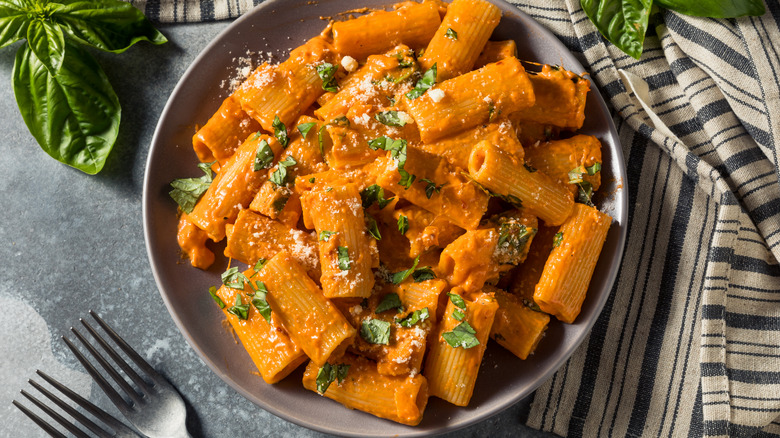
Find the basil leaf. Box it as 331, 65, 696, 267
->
319, 230, 336, 241
337, 246, 350, 270
169, 162, 214, 214
208, 286, 225, 309
269, 156, 297, 186
406, 63, 436, 100
316, 62, 338, 92
397, 214, 409, 235
586, 162, 602, 175
253, 258, 268, 272
26, 18, 65, 73
568, 166, 586, 184
360, 184, 393, 209
453, 309, 465, 321
398, 169, 416, 189
315, 363, 350, 393
391, 255, 420, 285
580, 0, 651, 60
50, 0, 167, 53
553, 231, 564, 248
221, 266, 250, 290
13, 41, 120, 174
272, 115, 289, 148
0, 0, 31, 49
523, 298, 543, 312
445, 28, 458, 40
227, 295, 249, 320
297, 122, 316, 139
331, 115, 349, 127
365, 213, 381, 240
420, 178, 443, 199
395, 307, 429, 327
496, 222, 535, 263
655, 0, 765, 18
253, 139, 274, 171
412, 267, 436, 282
442, 321, 479, 349
360, 318, 391, 344
250, 282, 272, 323
447, 292, 467, 309
374, 111, 407, 127
376, 293, 403, 314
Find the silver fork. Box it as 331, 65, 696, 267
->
62, 311, 191, 438
13, 369, 140, 438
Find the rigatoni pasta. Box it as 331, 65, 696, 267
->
169, 0, 614, 426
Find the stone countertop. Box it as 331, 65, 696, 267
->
0, 20, 546, 438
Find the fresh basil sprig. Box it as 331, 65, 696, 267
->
2, 0, 166, 174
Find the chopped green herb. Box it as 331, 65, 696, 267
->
169, 162, 215, 214
452, 309, 465, 321
272, 194, 290, 212
523, 298, 543, 312
337, 246, 351, 270
365, 213, 382, 240
488, 100, 495, 121
395, 307, 430, 328
208, 286, 225, 309
317, 125, 327, 157
297, 122, 317, 140
524, 162, 537, 173
568, 166, 586, 184
360, 318, 391, 344
316, 62, 338, 92
250, 281, 271, 322
269, 156, 297, 186
253, 259, 268, 272
447, 292, 467, 309
222, 267, 248, 290
325, 187, 333, 192
374, 111, 407, 127
586, 162, 602, 175
367, 136, 415, 189
376, 293, 403, 314
442, 321, 479, 349
397, 215, 409, 235
227, 294, 250, 320
316, 363, 350, 394
360, 184, 394, 209
308, 177, 316, 183
445, 27, 458, 40
391, 255, 420, 285
420, 178, 444, 199
398, 169, 416, 189
412, 267, 436, 282
553, 231, 564, 248
492, 192, 523, 208
406, 63, 437, 100
253, 139, 274, 171
495, 222, 536, 264
319, 230, 336, 241
272, 115, 289, 148
331, 115, 350, 127
387, 95, 396, 106
577, 181, 595, 207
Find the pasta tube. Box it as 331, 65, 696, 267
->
417, 119, 523, 171
474, 40, 517, 69
510, 65, 590, 130
176, 213, 214, 269
192, 94, 260, 164
523, 134, 602, 196
490, 286, 550, 360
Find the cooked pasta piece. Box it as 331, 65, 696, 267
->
214, 270, 306, 383
176, 213, 215, 269
263, 251, 356, 365
248, 181, 302, 227
302, 354, 429, 425
392, 205, 464, 257
424, 290, 497, 406
534, 203, 612, 323
509, 224, 558, 302
192, 94, 261, 164
468, 140, 574, 226
418, 0, 501, 81
510, 65, 590, 130
474, 40, 517, 69
417, 119, 522, 171
523, 134, 602, 196
489, 286, 550, 360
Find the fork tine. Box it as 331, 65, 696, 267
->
19, 389, 91, 438
12, 400, 68, 438
36, 370, 137, 435
68, 327, 144, 407
80, 318, 154, 395
28, 378, 114, 438
62, 335, 132, 414
89, 311, 162, 382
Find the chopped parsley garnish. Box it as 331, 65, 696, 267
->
315, 363, 350, 394
374, 111, 407, 127
452, 309, 465, 321
375, 293, 403, 314
337, 246, 351, 270
360, 184, 394, 209
297, 122, 317, 140
316, 62, 338, 92
221, 267, 248, 290
208, 286, 225, 309
442, 321, 479, 349
397, 214, 409, 235
269, 156, 297, 186
253, 139, 274, 171
420, 178, 444, 199
553, 231, 564, 248
391, 255, 419, 284
406, 63, 437, 100
360, 318, 391, 344
447, 292, 467, 309
412, 267, 436, 282
227, 294, 250, 320
445, 28, 458, 40
250, 281, 271, 322
365, 213, 382, 240
272, 115, 289, 148
319, 230, 336, 241
395, 307, 430, 327
169, 161, 215, 214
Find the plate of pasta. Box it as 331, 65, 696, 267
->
143, 0, 627, 435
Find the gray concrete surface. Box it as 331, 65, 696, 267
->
0, 21, 548, 438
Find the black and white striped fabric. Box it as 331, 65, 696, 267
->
133, 0, 780, 435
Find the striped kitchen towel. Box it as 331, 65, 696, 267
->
132, 0, 780, 436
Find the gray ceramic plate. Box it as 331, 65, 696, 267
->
143, 0, 627, 436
